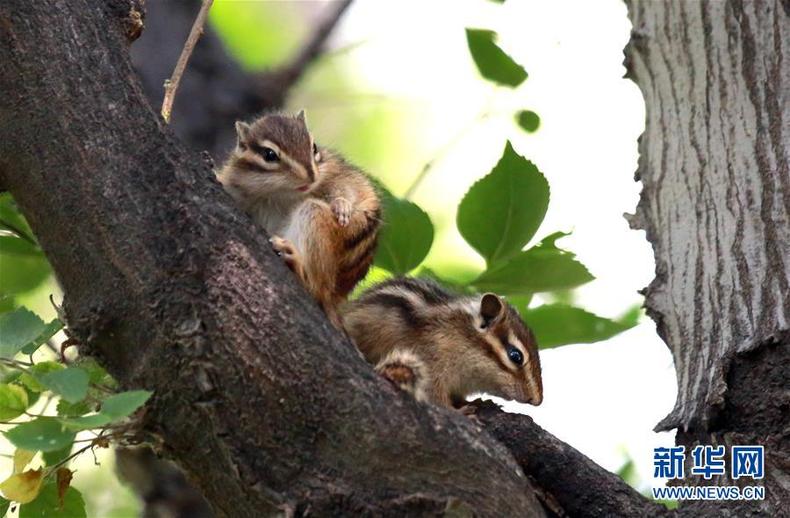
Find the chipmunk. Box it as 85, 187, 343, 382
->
341, 277, 543, 408
217, 111, 380, 326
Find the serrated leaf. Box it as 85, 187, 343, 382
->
59, 413, 113, 431
520, 304, 637, 349
56, 399, 91, 418
4, 418, 76, 452
0, 383, 29, 419
472, 247, 593, 295
100, 390, 152, 419
18, 362, 65, 393
465, 29, 527, 87
373, 193, 433, 275
457, 142, 549, 266
0, 469, 43, 504
515, 110, 541, 133
71, 357, 110, 385
0, 237, 49, 295
38, 368, 88, 404
19, 319, 62, 356
0, 308, 44, 358
13, 449, 36, 474
19, 483, 86, 518
42, 444, 72, 468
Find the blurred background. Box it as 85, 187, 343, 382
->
0, 0, 678, 515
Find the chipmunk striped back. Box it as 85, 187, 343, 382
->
342, 277, 543, 408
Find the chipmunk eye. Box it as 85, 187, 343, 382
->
506, 345, 523, 366
261, 147, 279, 162
313, 142, 321, 162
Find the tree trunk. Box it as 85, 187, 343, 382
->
625, 0, 789, 515
0, 1, 546, 516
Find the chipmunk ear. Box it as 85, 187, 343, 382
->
235, 121, 251, 147
296, 109, 306, 123
479, 293, 504, 328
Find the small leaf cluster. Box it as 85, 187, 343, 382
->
370, 18, 637, 349
0, 196, 151, 517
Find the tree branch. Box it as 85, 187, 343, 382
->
471, 401, 672, 518
161, 0, 214, 123
132, 0, 353, 160
0, 1, 544, 516
259, 0, 354, 106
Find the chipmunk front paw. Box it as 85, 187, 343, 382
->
331, 197, 352, 227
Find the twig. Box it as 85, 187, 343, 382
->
403, 109, 492, 200
269, 0, 354, 92
161, 0, 215, 123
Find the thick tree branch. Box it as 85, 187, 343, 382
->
0, 1, 545, 516
472, 401, 671, 518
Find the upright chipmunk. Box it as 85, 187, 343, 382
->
217, 111, 380, 326
342, 277, 543, 408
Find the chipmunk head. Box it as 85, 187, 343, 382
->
468, 293, 543, 406
218, 111, 322, 201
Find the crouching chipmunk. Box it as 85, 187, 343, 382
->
341, 277, 543, 408
217, 111, 380, 327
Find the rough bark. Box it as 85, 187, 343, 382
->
0, 1, 547, 516
472, 401, 672, 518
625, 0, 789, 515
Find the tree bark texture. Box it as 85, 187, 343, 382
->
0, 1, 547, 516
626, 0, 789, 515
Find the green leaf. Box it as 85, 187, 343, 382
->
3, 372, 40, 409
0, 383, 29, 420
100, 390, 152, 419
0, 295, 17, 313
18, 362, 65, 393
472, 248, 593, 295
56, 399, 91, 418
38, 368, 89, 404
59, 414, 113, 431
520, 304, 637, 349
0, 237, 49, 295
0, 194, 34, 243
5, 418, 76, 452
0, 309, 61, 358
465, 29, 527, 87
374, 193, 434, 275
457, 142, 549, 266
0, 308, 44, 358
515, 110, 541, 133
20, 319, 62, 356
42, 443, 72, 467
72, 357, 112, 386
20, 483, 86, 518
0, 497, 8, 517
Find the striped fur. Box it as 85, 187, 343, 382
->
341, 277, 543, 408
217, 112, 380, 327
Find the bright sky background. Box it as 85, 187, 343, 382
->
315, 0, 679, 489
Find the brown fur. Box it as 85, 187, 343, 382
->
217, 112, 380, 327
342, 277, 543, 408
